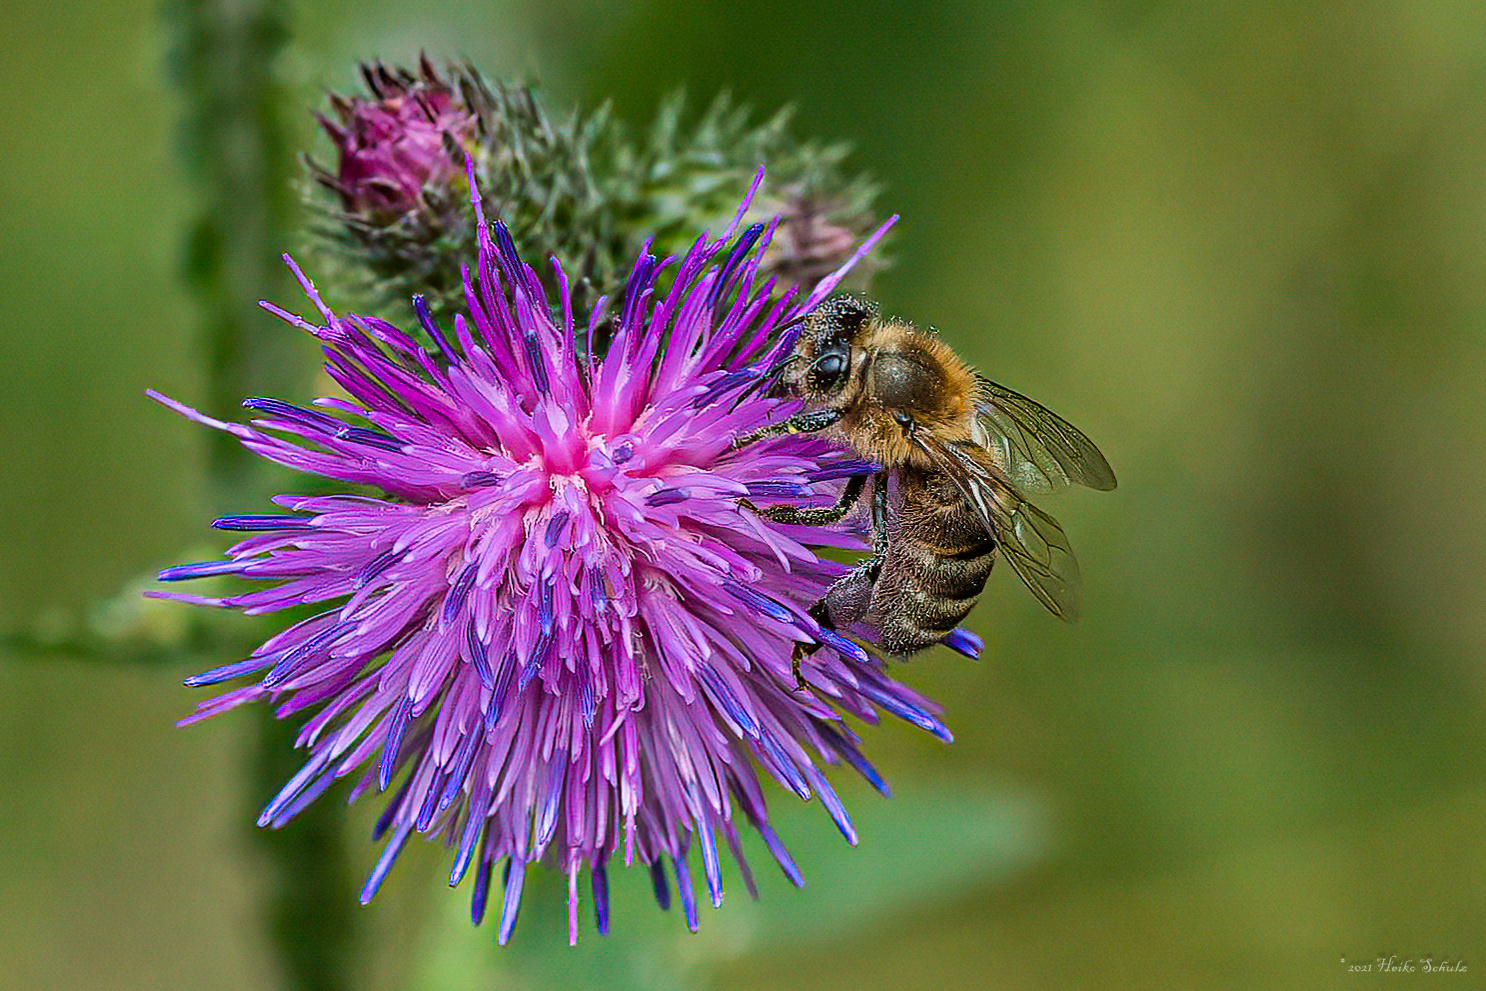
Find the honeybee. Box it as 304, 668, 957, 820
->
734, 296, 1116, 677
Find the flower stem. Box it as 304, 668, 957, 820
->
252, 708, 361, 991
164, 0, 306, 508
163, 2, 359, 988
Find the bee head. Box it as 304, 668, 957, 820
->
777, 295, 878, 400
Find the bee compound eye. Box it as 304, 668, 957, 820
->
813, 352, 848, 388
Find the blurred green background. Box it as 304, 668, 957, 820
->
3, 0, 1485, 988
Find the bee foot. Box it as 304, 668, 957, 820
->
790, 644, 812, 693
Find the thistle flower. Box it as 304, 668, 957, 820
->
151, 168, 978, 943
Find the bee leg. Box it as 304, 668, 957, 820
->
869, 471, 890, 556
793, 553, 887, 690
745, 474, 865, 527
790, 643, 812, 692
836, 554, 885, 604
731, 407, 844, 449
792, 600, 836, 692
790, 475, 891, 692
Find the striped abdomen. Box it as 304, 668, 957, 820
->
868, 468, 996, 655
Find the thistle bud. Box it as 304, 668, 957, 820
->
617, 94, 885, 299
758, 188, 883, 294
307, 61, 604, 325
316, 59, 476, 221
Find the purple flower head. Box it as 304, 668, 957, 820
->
319, 59, 477, 219
150, 166, 980, 944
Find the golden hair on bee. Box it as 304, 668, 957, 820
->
775, 298, 981, 468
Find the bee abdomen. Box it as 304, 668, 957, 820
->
871, 536, 996, 656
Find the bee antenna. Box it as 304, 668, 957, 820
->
760, 354, 802, 390
775, 311, 808, 333
728, 373, 770, 412
768, 313, 809, 357
728, 354, 800, 411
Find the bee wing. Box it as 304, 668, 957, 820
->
910, 432, 1083, 621
974, 377, 1117, 494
